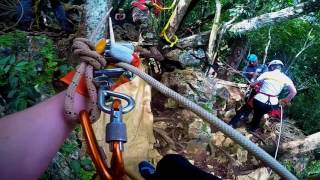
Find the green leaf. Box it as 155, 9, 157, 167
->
59, 65, 71, 74
0, 55, 11, 65
47, 61, 57, 68
4, 65, 11, 73
80, 159, 92, 166
80, 168, 95, 180
7, 90, 17, 98
60, 143, 76, 155
9, 55, 16, 64
16, 61, 29, 67
306, 160, 320, 176
70, 160, 81, 174
17, 100, 27, 110
9, 76, 18, 88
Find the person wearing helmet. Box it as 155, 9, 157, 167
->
242, 54, 268, 82
228, 54, 267, 128
230, 60, 297, 132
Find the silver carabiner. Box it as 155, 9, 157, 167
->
98, 89, 135, 114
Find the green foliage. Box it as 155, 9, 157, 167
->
0, 55, 39, 111
0, 31, 28, 50
60, 140, 78, 156
305, 160, 320, 177
201, 102, 214, 113
247, 18, 320, 134
69, 159, 96, 179
289, 86, 320, 134
80, 168, 96, 180
283, 160, 296, 175
0, 32, 62, 115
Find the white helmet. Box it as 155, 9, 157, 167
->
268, 60, 284, 67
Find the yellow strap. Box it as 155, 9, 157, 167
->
160, 1, 179, 47
152, 0, 176, 11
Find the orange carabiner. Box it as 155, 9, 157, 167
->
79, 110, 125, 180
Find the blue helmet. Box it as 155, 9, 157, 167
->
247, 54, 258, 62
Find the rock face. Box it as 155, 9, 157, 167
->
161, 68, 217, 110
165, 48, 206, 68
188, 118, 212, 141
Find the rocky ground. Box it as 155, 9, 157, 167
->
150, 68, 307, 179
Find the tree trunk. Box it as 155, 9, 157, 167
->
264, 132, 320, 156
207, 0, 221, 64
228, 0, 320, 34
220, 36, 248, 80
165, 0, 193, 40
178, 0, 320, 48
177, 31, 210, 48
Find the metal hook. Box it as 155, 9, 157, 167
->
98, 89, 135, 114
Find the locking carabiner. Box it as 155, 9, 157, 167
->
98, 89, 135, 114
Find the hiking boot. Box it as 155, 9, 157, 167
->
139, 161, 155, 179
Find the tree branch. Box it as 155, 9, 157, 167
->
262, 27, 272, 64
165, 0, 193, 40
228, 0, 320, 34
264, 132, 320, 155
177, 0, 320, 48
207, 0, 222, 64
286, 28, 314, 72
212, 15, 239, 63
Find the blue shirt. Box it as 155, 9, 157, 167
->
242, 64, 268, 82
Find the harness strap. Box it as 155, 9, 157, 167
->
258, 91, 276, 105
258, 91, 277, 97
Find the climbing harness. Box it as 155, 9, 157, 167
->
63, 8, 297, 180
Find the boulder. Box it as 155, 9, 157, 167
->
165, 48, 206, 68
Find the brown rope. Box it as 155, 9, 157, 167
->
64, 38, 106, 124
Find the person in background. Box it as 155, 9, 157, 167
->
17, 0, 73, 33
229, 60, 297, 132
242, 54, 268, 82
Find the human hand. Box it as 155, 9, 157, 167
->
279, 98, 291, 106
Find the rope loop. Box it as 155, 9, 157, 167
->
64, 38, 106, 124
159, 0, 179, 47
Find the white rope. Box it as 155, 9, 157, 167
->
268, 105, 283, 177
274, 105, 283, 159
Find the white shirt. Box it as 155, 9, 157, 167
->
254, 69, 295, 105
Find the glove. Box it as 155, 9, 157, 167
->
279, 98, 290, 105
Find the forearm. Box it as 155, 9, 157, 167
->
0, 91, 86, 179
286, 85, 297, 101
250, 80, 263, 87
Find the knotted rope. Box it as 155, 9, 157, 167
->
64, 38, 106, 124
